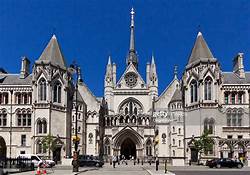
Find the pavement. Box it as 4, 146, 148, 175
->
6, 162, 250, 175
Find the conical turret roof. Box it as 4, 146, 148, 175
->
36, 35, 66, 69
188, 32, 214, 65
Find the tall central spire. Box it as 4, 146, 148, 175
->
129, 8, 135, 51
126, 7, 138, 69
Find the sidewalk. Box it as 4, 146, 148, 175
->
13, 167, 97, 175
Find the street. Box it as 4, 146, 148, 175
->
10, 162, 250, 175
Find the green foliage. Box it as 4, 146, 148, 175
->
194, 130, 214, 155
41, 134, 55, 153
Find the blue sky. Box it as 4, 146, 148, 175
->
0, 0, 250, 97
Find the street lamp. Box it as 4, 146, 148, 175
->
68, 62, 81, 172
9, 90, 13, 158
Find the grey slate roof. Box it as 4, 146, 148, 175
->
0, 74, 32, 85
73, 90, 84, 103
170, 89, 182, 102
222, 72, 250, 84
188, 32, 215, 65
36, 35, 66, 69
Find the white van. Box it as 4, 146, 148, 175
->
18, 154, 55, 168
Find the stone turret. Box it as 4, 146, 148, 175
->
233, 53, 245, 78
149, 55, 158, 99
20, 56, 30, 79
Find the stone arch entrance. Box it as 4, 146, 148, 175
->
113, 126, 143, 159
121, 138, 136, 159
0, 136, 6, 159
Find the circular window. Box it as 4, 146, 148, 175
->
125, 72, 138, 87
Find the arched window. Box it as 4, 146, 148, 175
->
173, 150, 175, 157
238, 110, 243, 126
39, 78, 47, 101
119, 116, 124, 124
17, 93, 22, 104
37, 120, 42, 134
204, 118, 214, 134
131, 115, 136, 124
0, 110, 7, 126
146, 140, 152, 156
173, 139, 175, 145
42, 120, 47, 134
53, 81, 62, 103
179, 140, 181, 147
104, 139, 111, 155
125, 107, 128, 115
232, 111, 237, 126
204, 77, 212, 100
178, 128, 181, 135
125, 116, 130, 123
190, 80, 198, 103
208, 118, 215, 134
138, 117, 142, 125
172, 126, 175, 133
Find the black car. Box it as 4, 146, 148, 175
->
78, 155, 104, 167
207, 158, 243, 168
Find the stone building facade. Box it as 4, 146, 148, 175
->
0, 8, 250, 166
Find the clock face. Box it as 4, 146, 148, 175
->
125, 72, 138, 87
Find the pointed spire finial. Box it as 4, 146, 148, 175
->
108, 55, 111, 65
174, 65, 178, 79
197, 25, 202, 37
130, 7, 135, 27
151, 53, 155, 65
126, 7, 138, 69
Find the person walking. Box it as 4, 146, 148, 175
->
112, 155, 117, 168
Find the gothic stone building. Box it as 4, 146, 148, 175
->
1, 8, 250, 165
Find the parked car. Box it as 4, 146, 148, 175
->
206, 158, 243, 168
78, 155, 104, 167
18, 154, 55, 168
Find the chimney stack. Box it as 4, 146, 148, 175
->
20, 56, 30, 79
233, 53, 245, 78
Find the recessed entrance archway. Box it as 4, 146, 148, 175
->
0, 136, 7, 159
121, 138, 136, 159
112, 126, 143, 159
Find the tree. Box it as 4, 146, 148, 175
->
194, 130, 214, 163
41, 134, 55, 159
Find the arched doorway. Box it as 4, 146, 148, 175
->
121, 138, 136, 160
0, 136, 7, 159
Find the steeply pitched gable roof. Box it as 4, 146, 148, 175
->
169, 89, 182, 103
36, 35, 66, 69
188, 32, 214, 65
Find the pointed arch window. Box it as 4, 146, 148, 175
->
104, 139, 111, 155
204, 118, 215, 134
204, 77, 212, 100
190, 80, 198, 103
39, 78, 47, 101
53, 81, 62, 103
37, 120, 42, 133
0, 110, 7, 126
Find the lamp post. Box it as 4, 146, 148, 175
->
9, 90, 13, 158
69, 62, 80, 172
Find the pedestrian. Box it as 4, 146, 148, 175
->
156, 157, 159, 171
112, 155, 117, 168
